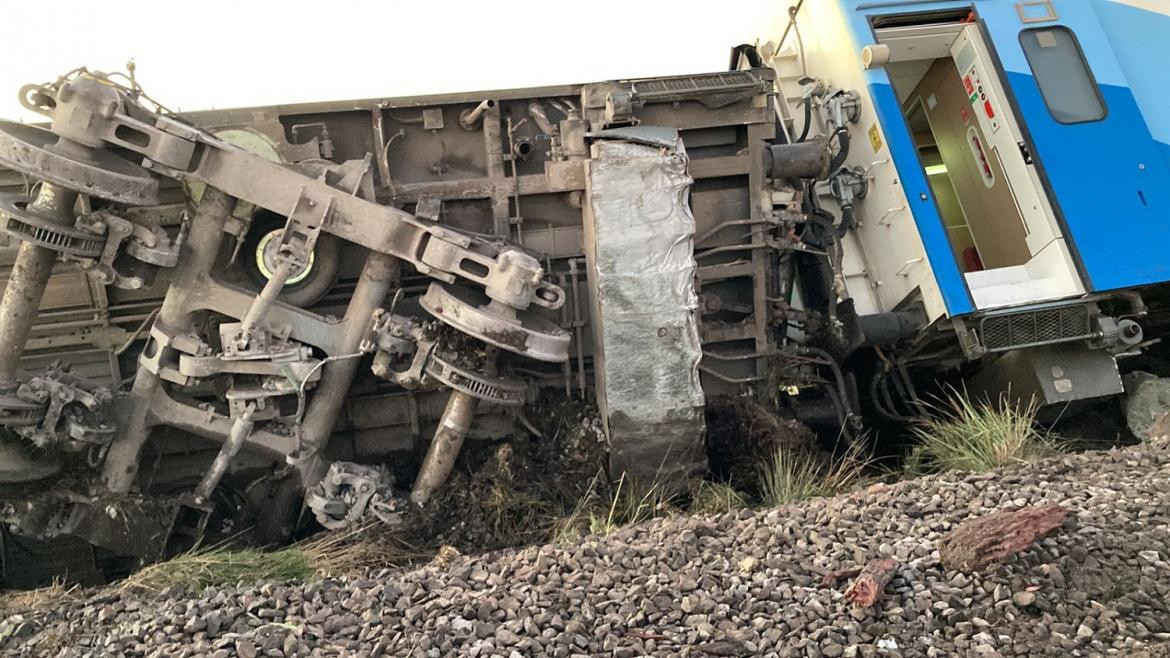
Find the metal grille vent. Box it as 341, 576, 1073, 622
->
980, 305, 1092, 352
633, 72, 764, 102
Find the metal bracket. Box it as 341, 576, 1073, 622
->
280, 187, 333, 270
305, 462, 399, 529
951, 317, 987, 361
9, 368, 114, 450
74, 211, 183, 289
138, 322, 211, 384
39, 74, 563, 312
369, 311, 437, 388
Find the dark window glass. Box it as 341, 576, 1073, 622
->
1019, 27, 1106, 124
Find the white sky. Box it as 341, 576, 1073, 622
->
1, 0, 777, 121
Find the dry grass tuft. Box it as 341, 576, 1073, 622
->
298, 521, 433, 576
691, 481, 748, 515
907, 390, 1057, 474
587, 474, 674, 536
758, 439, 871, 507
431, 545, 462, 567
551, 469, 606, 544
0, 580, 79, 615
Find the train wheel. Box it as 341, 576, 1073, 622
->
240, 211, 340, 307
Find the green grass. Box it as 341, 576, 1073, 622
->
758, 440, 870, 507
907, 390, 1056, 474
120, 545, 314, 592
550, 470, 679, 540
587, 473, 673, 536
691, 481, 748, 515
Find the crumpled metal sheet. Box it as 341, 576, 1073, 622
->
583, 130, 706, 484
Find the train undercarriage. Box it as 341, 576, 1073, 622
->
0, 61, 1157, 580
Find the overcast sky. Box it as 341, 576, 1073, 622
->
0, 0, 778, 121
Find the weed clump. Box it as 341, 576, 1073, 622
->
691, 481, 748, 515
907, 391, 1056, 474
586, 474, 675, 536
758, 440, 871, 507
706, 398, 817, 499
0, 580, 78, 615
419, 397, 608, 551
298, 521, 432, 576
120, 546, 313, 593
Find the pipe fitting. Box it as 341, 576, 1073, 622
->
459, 99, 496, 130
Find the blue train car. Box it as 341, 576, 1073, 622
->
752, 0, 1170, 408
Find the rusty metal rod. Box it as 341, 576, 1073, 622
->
410, 388, 478, 506
409, 344, 499, 505
235, 259, 294, 349
192, 404, 256, 505
296, 251, 399, 488
103, 187, 237, 492
0, 182, 78, 388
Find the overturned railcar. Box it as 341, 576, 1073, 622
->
748, 0, 1170, 412
1, 0, 1168, 575
0, 68, 789, 568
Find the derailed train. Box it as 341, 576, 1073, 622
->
1, 0, 1168, 579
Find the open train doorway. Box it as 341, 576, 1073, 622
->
877, 19, 1084, 310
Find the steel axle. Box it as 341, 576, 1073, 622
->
0, 182, 78, 389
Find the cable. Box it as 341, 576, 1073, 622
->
796, 99, 812, 143
728, 44, 764, 71
838, 205, 856, 239
114, 309, 159, 356
870, 369, 916, 423
291, 351, 366, 426
829, 127, 852, 173
776, 1, 808, 78
798, 345, 857, 423
792, 7, 808, 80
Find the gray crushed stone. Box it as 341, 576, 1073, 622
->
3, 440, 1170, 658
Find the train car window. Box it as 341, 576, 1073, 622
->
1019, 27, 1106, 124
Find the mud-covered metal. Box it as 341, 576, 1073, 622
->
306, 461, 398, 529
0, 121, 158, 206
0, 65, 802, 569
420, 283, 570, 363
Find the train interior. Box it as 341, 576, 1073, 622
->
877, 18, 1084, 310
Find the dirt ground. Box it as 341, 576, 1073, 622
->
705, 396, 824, 498
405, 393, 609, 552
305, 396, 827, 567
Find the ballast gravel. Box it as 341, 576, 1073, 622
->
3, 439, 1170, 658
